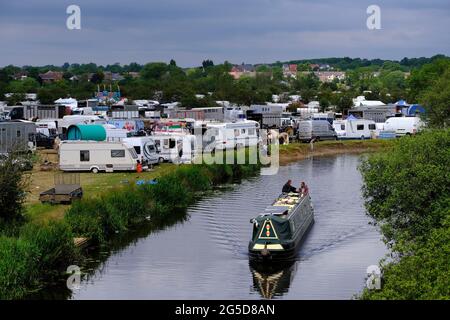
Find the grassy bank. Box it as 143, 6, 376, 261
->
0, 159, 260, 299
279, 139, 392, 165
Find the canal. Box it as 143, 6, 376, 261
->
70, 154, 387, 300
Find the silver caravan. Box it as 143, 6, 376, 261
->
297, 120, 337, 142
59, 141, 138, 173
0, 120, 36, 155
122, 136, 159, 165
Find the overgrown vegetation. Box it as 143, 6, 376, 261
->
359, 129, 450, 299
0, 158, 260, 299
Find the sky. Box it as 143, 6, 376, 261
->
0, 0, 449, 67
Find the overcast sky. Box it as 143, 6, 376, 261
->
1, 0, 449, 67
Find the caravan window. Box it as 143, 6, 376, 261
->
169, 139, 176, 148
341, 124, 345, 130
234, 129, 240, 136
80, 150, 90, 162
241, 129, 246, 134
357, 124, 364, 130
248, 128, 255, 135
368, 124, 376, 130
111, 150, 125, 158
134, 146, 141, 155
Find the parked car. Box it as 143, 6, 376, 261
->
297, 120, 337, 142
34, 132, 55, 149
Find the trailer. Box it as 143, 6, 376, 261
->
0, 120, 36, 155
39, 173, 83, 204
2, 105, 67, 120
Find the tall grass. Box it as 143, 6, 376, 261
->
0, 161, 260, 299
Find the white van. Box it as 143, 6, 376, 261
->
59, 141, 138, 173
204, 120, 259, 151
122, 136, 159, 165
333, 119, 376, 140
384, 117, 424, 137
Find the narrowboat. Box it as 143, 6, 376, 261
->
248, 192, 314, 261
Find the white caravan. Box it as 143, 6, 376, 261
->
59, 141, 138, 173
122, 136, 159, 165
333, 119, 377, 140
384, 117, 424, 137
150, 134, 184, 163
204, 120, 259, 151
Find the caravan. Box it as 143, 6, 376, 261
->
333, 119, 376, 140
122, 136, 159, 165
59, 141, 138, 173
204, 120, 260, 151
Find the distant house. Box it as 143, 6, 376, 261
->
104, 72, 124, 82
39, 71, 63, 83
229, 64, 256, 79
313, 71, 346, 83
128, 72, 140, 79
282, 64, 298, 78
13, 71, 29, 81
309, 64, 320, 71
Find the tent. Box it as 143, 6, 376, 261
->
407, 104, 426, 115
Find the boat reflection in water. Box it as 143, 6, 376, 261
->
249, 260, 298, 299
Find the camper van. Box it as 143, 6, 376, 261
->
384, 117, 424, 137
204, 120, 260, 151
59, 141, 138, 173
122, 136, 159, 165
333, 119, 376, 140
297, 120, 337, 142
150, 134, 183, 163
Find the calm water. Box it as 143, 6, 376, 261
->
71, 154, 386, 300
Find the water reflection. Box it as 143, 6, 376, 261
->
249, 260, 298, 299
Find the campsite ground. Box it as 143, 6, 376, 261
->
24, 139, 391, 224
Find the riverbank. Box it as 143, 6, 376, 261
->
0, 159, 261, 299
279, 139, 392, 165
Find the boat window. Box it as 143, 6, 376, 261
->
111, 149, 125, 158
80, 150, 90, 162
357, 124, 364, 130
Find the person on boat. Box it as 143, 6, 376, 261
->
299, 181, 309, 195
282, 180, 297, 193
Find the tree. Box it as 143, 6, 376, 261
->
90, 71, 104, 84
140, 63, 168, 80
0, 152, 31, 228
202, 60, 214, 69
419, 69, 450, 128
359, 129, 450, 299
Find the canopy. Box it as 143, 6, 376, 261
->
407, 104, 426, 115
67, 124, 107, 141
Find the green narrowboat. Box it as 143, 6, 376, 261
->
248, 192, 314, 261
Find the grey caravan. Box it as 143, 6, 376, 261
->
297, 120, 337, 142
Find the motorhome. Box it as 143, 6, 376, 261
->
204, 120, 260, 151
384, 116, 424, 137
122, 136, 159, 165
297, 120, 337, 142
149, 134, 183, 163
59, 141, 138, 173
332, 119, 376, 140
